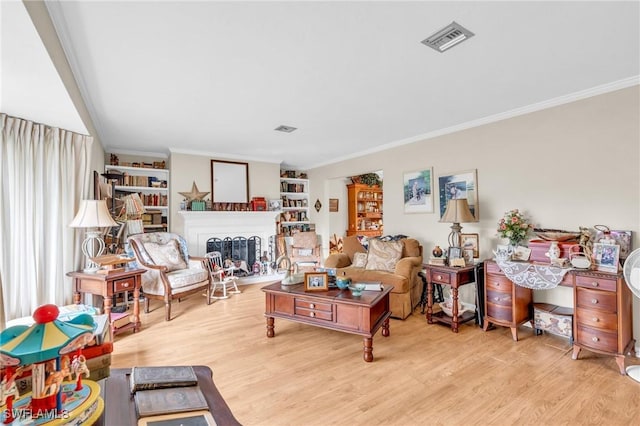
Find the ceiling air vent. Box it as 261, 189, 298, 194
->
275, 125, 297, 133
421, 21, 474, 52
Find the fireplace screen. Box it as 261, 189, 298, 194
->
206, 236, 261, 275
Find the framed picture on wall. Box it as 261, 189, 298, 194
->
460, 233, 479, 258
437, 169, 479, 220
403, 168, 434, 214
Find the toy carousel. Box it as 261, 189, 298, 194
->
0, 304, 103, 425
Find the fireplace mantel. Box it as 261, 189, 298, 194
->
177, 211, 280, 255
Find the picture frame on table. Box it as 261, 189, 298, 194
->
592, 242, 620, 273
512, 246, 532, 261
403, 168, 434, 214
460, 233, 479, 258
594, 229, 632, 260
448, 247, 462, 260
304, 272, 329, 292
463, 249, 474, 264
437, 169, 479, 220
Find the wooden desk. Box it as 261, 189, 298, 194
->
424, 264, 477, 333
263, 282, 392, 362
67, 268, 144, 335
96, 366, 240, 426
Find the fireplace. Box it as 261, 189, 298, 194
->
206, 236, 261, 275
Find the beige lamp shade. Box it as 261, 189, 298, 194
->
70, 200, 117, 228
440, 198, 476, 224
440, 199, 476, 248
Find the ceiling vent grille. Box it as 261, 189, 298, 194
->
421, 21, 474, 52
275, 125, 297, 133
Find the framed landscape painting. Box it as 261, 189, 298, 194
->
403, 168, 433, 213
437, 169, 479, 220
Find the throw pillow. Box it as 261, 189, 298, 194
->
365, 239, 403, 272
352, 252, 368, 268
143, 240, 188, 272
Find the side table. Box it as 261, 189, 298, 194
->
67, 268, 145, 335
424, 264, 477, 333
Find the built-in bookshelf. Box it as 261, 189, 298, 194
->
279, 171, 312, 236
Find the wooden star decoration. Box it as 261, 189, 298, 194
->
179, 181, 210, 201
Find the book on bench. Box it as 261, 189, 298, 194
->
130, 365, 198, 393
134, 386, 208, 417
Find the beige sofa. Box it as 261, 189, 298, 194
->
324, 236, 423, 319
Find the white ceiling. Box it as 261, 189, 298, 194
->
6, 1, 640, 170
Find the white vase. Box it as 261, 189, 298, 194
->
546, 241, 561, 262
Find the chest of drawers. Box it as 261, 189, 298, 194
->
483, 261, 533, 341
571, 270, 634, 375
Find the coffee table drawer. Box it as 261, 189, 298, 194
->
295, 299, 333, 321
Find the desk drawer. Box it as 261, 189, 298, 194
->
486, 303, 512, 322
486, 289, 512, 306
575, 275, 616, 292
485, 274, 511, 293
576, 288, 616, 312
485, 261, 502, 275
430, 270, 451, 285
576, 325, 617, 352
575, 307, 617, 332
113, 277, 136, 292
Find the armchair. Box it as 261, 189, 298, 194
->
127, 232, 211, 321
288, 231, 321, 271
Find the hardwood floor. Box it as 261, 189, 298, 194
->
111, 282, 640, 425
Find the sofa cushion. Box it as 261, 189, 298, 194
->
143, 240, 187, 272
352, 252, 368, 267
365, 239, 403, 272
342, 235, 368, 262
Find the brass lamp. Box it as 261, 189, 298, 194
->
439, 198, 476, 248
70, 200, 118, 272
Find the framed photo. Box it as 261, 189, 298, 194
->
512, 246, 532, 261
304, 272, 328, 291
403, 168, 434, 213
437, 169, 479, 220
460, 233, 479, 258
448, 247, 462, 260
268, 199, 282, 211
592, 243, 620, 273
463, 249, 474, 264
594, 229, 632, 260
329, 198, 339, 212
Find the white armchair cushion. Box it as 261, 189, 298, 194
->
352, 252, 368, 268
365, 239, 403, 272
167, 268, 209, 290
143, 240, 187, 272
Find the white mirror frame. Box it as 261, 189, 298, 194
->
210, 160, 249, 203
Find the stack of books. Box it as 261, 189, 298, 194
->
131, 366, 215, 425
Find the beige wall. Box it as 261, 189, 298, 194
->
169, 152, 280, 236
308, 86, 640, 340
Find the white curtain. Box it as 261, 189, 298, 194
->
0, 113, 93, 324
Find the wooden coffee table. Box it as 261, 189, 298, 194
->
262, 282, 392, 362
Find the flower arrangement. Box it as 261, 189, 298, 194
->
497, 209, 533, 246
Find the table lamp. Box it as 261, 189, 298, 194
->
439, 198, 476, 248
70, 200, 117, 272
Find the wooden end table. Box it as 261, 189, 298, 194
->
262, 282, 392, 362
424, 264, 477, 333
67, 268, 145, 335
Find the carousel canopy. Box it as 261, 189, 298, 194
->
0, 304, 96, 366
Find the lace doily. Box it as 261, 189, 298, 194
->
495, 259, 571, 290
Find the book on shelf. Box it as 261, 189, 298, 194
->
134, 386, 208, 417
130, 365, 198, 393
137, 410, 216, 426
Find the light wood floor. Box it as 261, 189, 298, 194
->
111, 283, 640, 426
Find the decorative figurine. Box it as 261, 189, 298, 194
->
71, 354, 90, 391
432, 246, 444, 258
